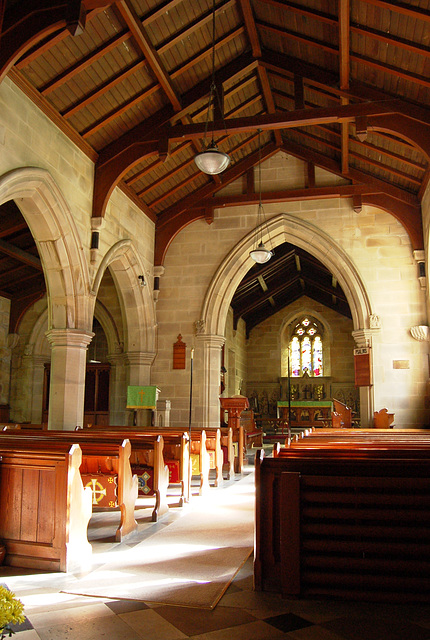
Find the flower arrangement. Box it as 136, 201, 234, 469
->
0, 586, 25, 638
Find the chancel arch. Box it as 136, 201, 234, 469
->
200, 212, 374, 428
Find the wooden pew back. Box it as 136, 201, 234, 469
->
255, 434, 430, 603
0, 439, 92, 572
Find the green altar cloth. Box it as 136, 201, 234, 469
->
277, 400, 333, 409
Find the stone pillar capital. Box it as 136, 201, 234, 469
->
46, 328, 94, 349
195, 333, 226, 349
124, 351, 156, 367
352, 328, 378, 348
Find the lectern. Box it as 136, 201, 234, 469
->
220, 395, 249, 473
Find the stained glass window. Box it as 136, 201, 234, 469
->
289, 317, 324, 377
290, 337, 300, 376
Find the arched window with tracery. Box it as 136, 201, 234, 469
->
289, 317, 323, 377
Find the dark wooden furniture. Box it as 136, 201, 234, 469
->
0, 440, 92, 572
255, 433, 430, 602
220, 396, 250, 473
277, 400, 333, 428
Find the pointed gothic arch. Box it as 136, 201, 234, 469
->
92, 239, 156, 355
201, 213, 373, 334
0, 167, 91, 331
198, 212, 374, 428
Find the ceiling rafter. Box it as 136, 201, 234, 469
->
238, 0, 261, 58
272, 86, 425, 170
290, 128, 423, 188
339, 0, 351, 176
258, 21, 430, 90
259, 0, 430, 58
115, 0, 182, 112
40, 30, 133, 96
359, 0, 430, 22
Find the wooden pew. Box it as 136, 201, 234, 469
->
332, 398, 353, 428
0, 431, 140, 538
240, 410, 263, 448
255, 449, 430, 602
220, 426, 235, 480
255, 437, 430, 602
82, 424, 222, 496
0, 440, 92, 572
373, 407, 395, 428
79, 425, 189, 505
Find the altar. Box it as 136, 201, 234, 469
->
277, 400, 333, 428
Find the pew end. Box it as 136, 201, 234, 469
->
373, 408, 395, 429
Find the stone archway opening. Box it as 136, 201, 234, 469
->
199, 213, 374, 429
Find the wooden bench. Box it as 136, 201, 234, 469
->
0, 439, 92, 572
79, 425, 189, 504
0, 431, 141, 538
255, 437, 430, 602
56, 430, 170, 522
373, 407, 395, 428
82, 425, 226, 496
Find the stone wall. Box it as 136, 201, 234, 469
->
153, 153, 428, 429
245, 295, 357, 418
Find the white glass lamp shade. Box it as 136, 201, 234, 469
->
194, 146, 231, 175
250, 242, 273, 264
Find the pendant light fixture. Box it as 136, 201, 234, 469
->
194, 0, 230, 175
249, 130, 273, 264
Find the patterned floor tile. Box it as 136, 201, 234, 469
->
264, 611, 315, 633
155, 604, 257, 636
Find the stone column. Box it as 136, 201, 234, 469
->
46, 329, 94, 431
125, 351, 156, 426
194, 333, 225, 429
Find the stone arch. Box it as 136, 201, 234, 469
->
198, 213, 373, 428
201, 213, 373, 335
92, 239, 156, 354
0, 167, 91, 331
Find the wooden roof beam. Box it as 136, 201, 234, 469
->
339, 0, 350, 176
115, 0, 181, 111
201, 184, 378, 208
154, 142, 280, 264
92, 55, 258, 218
238, 0, 261, 58
260, 0, 430, 57
258, 21, 430, 90
279, 139, 423, 249
167, 100, 429, 141
359, 0, 430, 23
0, 239, 42, 270
290, 128, 423, 187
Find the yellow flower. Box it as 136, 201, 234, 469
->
0, 586, 25, 634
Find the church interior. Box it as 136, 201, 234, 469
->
0, 0, 430, 638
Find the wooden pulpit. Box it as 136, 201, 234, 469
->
220, 395, 249, 473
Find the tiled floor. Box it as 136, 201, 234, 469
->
2, 462, 430, 640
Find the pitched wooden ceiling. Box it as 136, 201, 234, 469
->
0, 0, 429, 332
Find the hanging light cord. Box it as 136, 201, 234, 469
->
202, 0, 228, 150
255, 128, 273, 255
